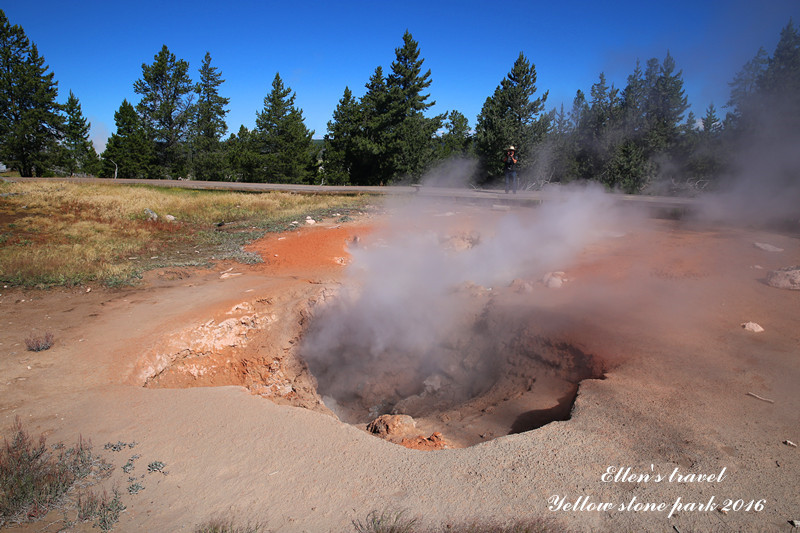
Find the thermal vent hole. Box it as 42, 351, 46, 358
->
303, 301, 607, 448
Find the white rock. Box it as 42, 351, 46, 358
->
164, 214, 176, 222
741, 321, 764, 332
543, 271, 566, 289
423, 374, 443, 394
754, 242, 784, 252
766, 266, 800, 290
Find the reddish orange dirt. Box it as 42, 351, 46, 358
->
245, 224, 374, 276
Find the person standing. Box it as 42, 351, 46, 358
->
503, 145, 518, 194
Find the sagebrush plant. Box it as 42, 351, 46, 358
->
24, 331, 54, 352
195, 516, 266, 533
78, 488, 126, 531
352, 510, 561, 533
0, 417, 109, 526
443, 519, 560, 533
0, 181, 373, 287
353, 510, 418, 533
92, 489, 126, 532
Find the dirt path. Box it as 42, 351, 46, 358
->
0, 208, 798, 532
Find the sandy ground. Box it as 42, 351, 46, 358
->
0, 204, 798, 532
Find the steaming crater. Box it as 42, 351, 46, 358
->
299, 192, 625, 447
303, 291, 607, 447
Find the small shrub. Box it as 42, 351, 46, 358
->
77, 490, 102, 522
92, 489, 126, 532
104, 441, 136, 452
24, 331, 54, 352
147, 460, 166, 474
195, 517, 265, 533
353, 510, 417, 533
0, 418, 106, 526
352, 511, 561, 533
78, 489, 126, 531
121, 455, 139, 473
445, 519, 559, 533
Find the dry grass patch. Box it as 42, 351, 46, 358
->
353, 510, 562, 533
0, 181, 372, 287
195, 517, 267, 533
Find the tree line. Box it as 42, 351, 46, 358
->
1, 9, 798, 194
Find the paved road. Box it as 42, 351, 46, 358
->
3, 176, 697, 213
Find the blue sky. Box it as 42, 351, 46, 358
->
4, 1, 799, 151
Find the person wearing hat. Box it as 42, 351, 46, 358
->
503, 145, 518, 194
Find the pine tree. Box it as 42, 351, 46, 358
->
756, 21, 800, 137
383, 31, 444, 181
61, 90, 97, 175
0, 11, 63, 176
548, 102, 581, 183
681, 105, 723, 182
438, 110, 472, 158
101, 99, 153, 178
224, 125, 260, 182
322, 86, 360, 185
701, 104, 721, 136
581, 72, 625, 188
352, 66, 392, 185
643, 51, 689, 154
568, 90, 589, 130
253, 73, 315, 183
760, 21, 800, 101
475, 52, 549, 180
725, 47, 768, 127
134, 45, 194, 178
621, 60, 647, 137
0, 10, 28, 151
192, 52, 229, 180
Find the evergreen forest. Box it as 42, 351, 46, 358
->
1, 10, 799, 195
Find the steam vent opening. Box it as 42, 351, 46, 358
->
301, 299, 606, 448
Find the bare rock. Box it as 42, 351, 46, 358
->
144, 208, 158, 221
766, 266, 800, 290
509, 278, 535, 293
366, 414, 416, 438
399, 432, 449, 451
164, 214, 176, 222
423, 374, 443, 394
741, 321, 764, 333
452, 281, 491, 297
440, 231, 480, 252
754, 242, 784, 252
543, 271, 567, 288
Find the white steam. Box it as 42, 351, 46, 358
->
301, 173, 645, 420
698, 131, 800, 226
